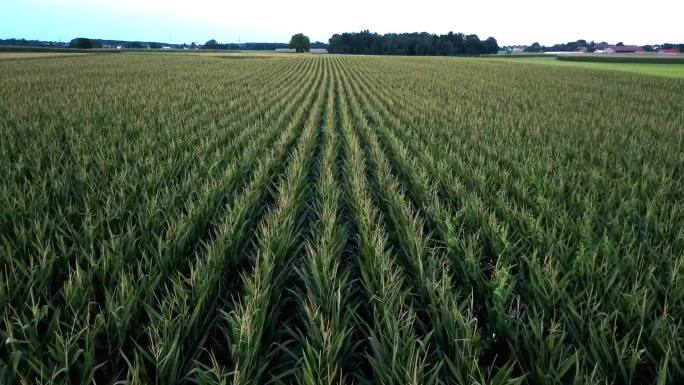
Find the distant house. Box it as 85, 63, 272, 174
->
275, 48, 296, 53
510, 45, 528, 53
658, 48, 680, 55
604, 45, 645, 54
310, 48, 328, 54
574, 47, 588, 53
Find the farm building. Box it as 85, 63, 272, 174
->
604, 45, 645, 54
310, 48, 328, 54
510, 45, 528, 53
658, 48, 680, 55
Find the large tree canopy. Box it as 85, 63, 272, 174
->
204, 39, 220, 49
69, 38, 94, 49
289, 33, 311, 53
328, 30, 498, 56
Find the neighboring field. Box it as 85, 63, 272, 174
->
0, 52, 94, 60
557, 54, 684, 64
492, 56, 684, 78
1, 54, 683, 385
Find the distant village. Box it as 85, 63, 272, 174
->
503, 41, 682, 55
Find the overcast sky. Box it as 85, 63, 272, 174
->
2, 0, 682, 45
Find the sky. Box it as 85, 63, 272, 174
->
1, 0, 683, 46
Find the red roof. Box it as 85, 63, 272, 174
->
659, 48, 680, 54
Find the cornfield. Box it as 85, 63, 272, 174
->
1, 54, 683, 385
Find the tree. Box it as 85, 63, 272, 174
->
204, 39, 220, 49
69, 38, 93, 49
525, 42, 542, 52
464, 34, 483, 55
484, 37, 499, 54
289, 33, 311, 53
586, 40, 597, 52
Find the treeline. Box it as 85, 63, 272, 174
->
69, 38, 330, 51
523, 40, 617, 53
328, 30, 498, 56
243, 41, 328, 50
524, 40, 598, 52
0, 38, 65, 47
204, 40, 328, 50
68, 38, 178, 49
